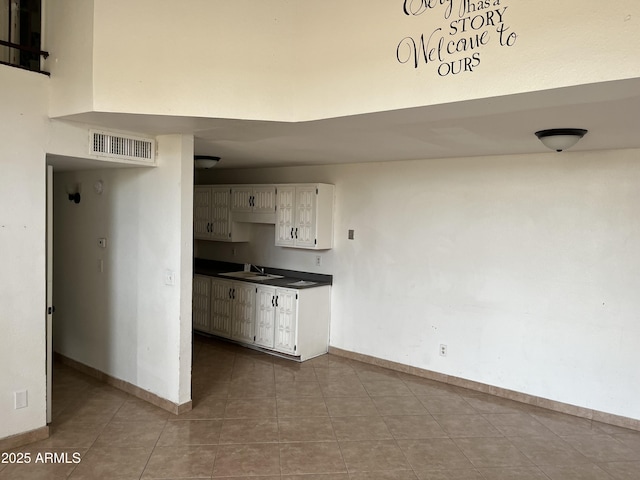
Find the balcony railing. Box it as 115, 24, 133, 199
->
0, 39, 49, 75
1, 0, 48, 75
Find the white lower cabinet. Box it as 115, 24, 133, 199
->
192, 275, 212, 332
255, 286, 276, 348
274, 289, 298, 355
254, 287, 300, 354
210, 278, 232, 338
253, 284, 331, 359
230, 282, 256, 343
201, 278, 255, 341
194, 275, 330, 361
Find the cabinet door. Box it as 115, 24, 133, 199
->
231, 282, 255, 343
274, 289, 298, 355
231, 187, 253, 213
210, 279, 232, 338
192, 275, 211, 332
252, 186, 276, 214
275, 186, 295, 246
210, 188, 231, 241
295, 186, 317, 248
193, 187, 212, 240
254, 286, 276, 348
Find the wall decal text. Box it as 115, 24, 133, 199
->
397, 0, 517, 76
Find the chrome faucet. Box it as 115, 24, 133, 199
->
250, 264, 265, 275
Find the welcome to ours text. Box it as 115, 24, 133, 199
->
397, 0, 518, 76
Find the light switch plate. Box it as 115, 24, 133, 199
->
14, 390, 27, 409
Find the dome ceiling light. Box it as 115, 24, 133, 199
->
535, 128, 588, 152
194, 155, 220, 168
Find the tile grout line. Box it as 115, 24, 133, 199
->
318, 364, 350, 477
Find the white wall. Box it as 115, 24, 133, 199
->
196, 148, 640, 421
292, 0, 640, 119
0, 65, 49, 439
43, 0, 95, 117
90, 0, 297, 121
46, 0, 640, 121
53, 135, 193, 405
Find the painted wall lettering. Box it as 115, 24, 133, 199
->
397, 0, 518, 76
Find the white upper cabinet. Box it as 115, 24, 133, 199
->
194, 186, 249, 242
195, 183, 334, 248
231, 185, 277, 224
193, 187, 212, 240
275, 184, 334, 249
231, 186, 276, 214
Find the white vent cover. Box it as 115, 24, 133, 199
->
90, 130, 155, 162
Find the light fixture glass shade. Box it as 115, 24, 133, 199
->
535, 129, 587, 152
194, 155, 220, 168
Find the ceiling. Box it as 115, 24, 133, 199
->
50, 78, 640, 172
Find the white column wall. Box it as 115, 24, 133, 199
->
53, 135, 193, 405
0, 66, 49, 439
196, 148, 640, 421
43, 0, 95, 117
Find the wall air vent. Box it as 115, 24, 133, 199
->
90, 130, 156, 162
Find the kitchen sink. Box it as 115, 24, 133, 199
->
219, 271, 255, 279
220, 271, 284, 281
248, 274, 284, 281
288, 280, 317, 287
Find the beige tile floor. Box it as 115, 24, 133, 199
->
3, 334, 640, 479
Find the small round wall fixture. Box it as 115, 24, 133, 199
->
535, 128, 588, 152
194, 155, 221, 169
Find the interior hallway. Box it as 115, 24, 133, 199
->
2, 335, 640, 479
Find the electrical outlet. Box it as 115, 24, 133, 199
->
232, 247, 237, 256
315, 255, 322, 266
439, 344, 448, 357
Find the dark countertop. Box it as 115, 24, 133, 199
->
193, 258, 332, 290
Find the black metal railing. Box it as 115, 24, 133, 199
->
0, 39, 49, 75
1, 0, 48, 75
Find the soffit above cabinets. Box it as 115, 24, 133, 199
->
54, 78, 640, 170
